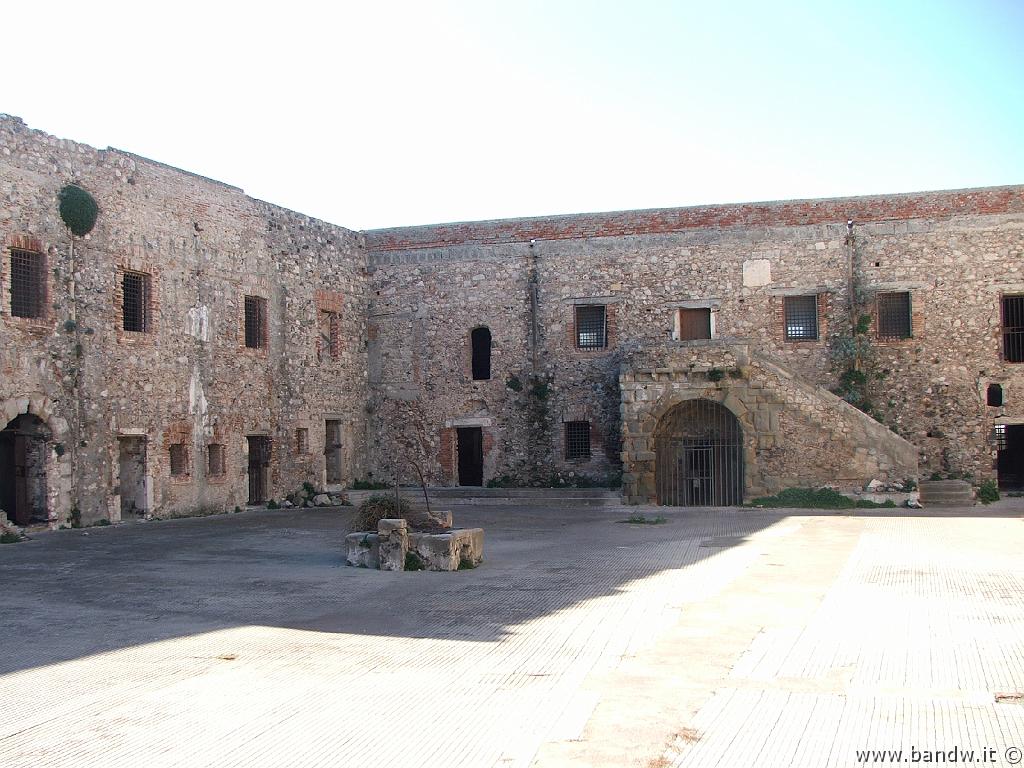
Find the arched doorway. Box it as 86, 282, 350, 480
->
0, 413, 52, 525
655, 399, 743, 506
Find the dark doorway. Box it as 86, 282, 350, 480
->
457, 427, 483, 486
471, 327, 491, 381
655, 399, 743, 506
997, 424, 1024, 490
325, 420, 343, 485
118, 436, 148, 518
0, 414, 51, 526
247, 436, 271, 504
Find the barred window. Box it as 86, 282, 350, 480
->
678, 308, 712, 341
122, 270, 152, 332
877, 292, 911, 339
296, 427, 309, 454
10, 248, 45, 318
244, 295, 268, 349
318, 310, 341, 360
169, 444, 189, 477
575, 305, 607, 350
207, 444, 226, 477
1002, 295, 1024, 363
784, 295, 818, 340
565, 421, 591, 459
993, 424, 1008, 450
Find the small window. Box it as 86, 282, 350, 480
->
207, 444, 226, 477
678, 308, 712, 341
9, 248, 45, 318
318, 310, 341, 360
244, 295, 268, 349
471, 327, 492, 380
784, 295, 818, 340
994, 424, 1008, 450
988, 384, 1004, 407
122, 270, 152, 332
565, 421, 591, 459
575, 306, 607, 350
296, 427, 309, 454
1002, 295, 1024, 363
169, 444, 189, 477
876, 292, 912, 339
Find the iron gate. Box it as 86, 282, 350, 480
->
655, 399, 743, 506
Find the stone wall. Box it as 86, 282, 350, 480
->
0, 116, 368, 525
367, 189, 1024, 493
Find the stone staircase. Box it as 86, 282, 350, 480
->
917, 480, 975, 507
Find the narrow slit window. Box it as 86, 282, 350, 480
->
1002, 295, 1024, 363
575, 306, 607, 350
296, 427, 309, 454
877, 292, 912, 339
244, 295, 268, 349
784, 295, 818, 340
471, 327, 492, 380
565, 421, 591, 459
10, 248, 45, 318
122, 270, 152, 332
678, 308, 712, 341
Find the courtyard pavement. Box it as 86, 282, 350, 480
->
1, 500, 1023, 767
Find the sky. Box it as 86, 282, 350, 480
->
4, 0, 1023, 230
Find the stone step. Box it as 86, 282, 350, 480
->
918, 480, 975, 506
348, 487, 621, 507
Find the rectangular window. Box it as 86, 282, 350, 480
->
1002, 295, 1024, 363
678, 308, 712, 341
122, 270, 152, 332
876, 292, 912, 339
784, 295, 818, 340
296, 427, 309, 454
169, 444, 189, 477
565, 421, 591, 460
575, 305, 607, 350
207, 444, 226, 477
244, 295, 268, 349
318, 310, 341, 360
10, 248, 45, 318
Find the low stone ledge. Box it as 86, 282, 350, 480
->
409, 528, 484, 571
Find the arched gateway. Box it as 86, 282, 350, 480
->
655, 398, 743, 506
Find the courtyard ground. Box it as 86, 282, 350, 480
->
1, 500, 1023, 767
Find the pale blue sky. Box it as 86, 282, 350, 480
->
4, 0, 1022, 229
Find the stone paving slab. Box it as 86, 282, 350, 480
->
1, 502, 1023, 767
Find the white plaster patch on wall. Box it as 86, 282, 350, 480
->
189, 369, 210, 441
743, 259, 772, 287
186, 303, 210, 341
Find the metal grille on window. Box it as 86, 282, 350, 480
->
207, 444, 225, 476
565, 421, 591, 459
877, 292, 911, 339
10, 248, 44, 318
678, 308, 712, 341
169, 444, 188, 476
575, 306, 606, 349
122, 270, 151, 332
784, 295, 818, 340
1002, 295, 1024, 363
245, 296, 267, 348
993, 424, 1008, 451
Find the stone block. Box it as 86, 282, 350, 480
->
345, 532, 380, 568
409, 528, 484, 571
377, 518, 409, 571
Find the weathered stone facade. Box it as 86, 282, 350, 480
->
1, 116, 368, 526
3, 114, 1023, 520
